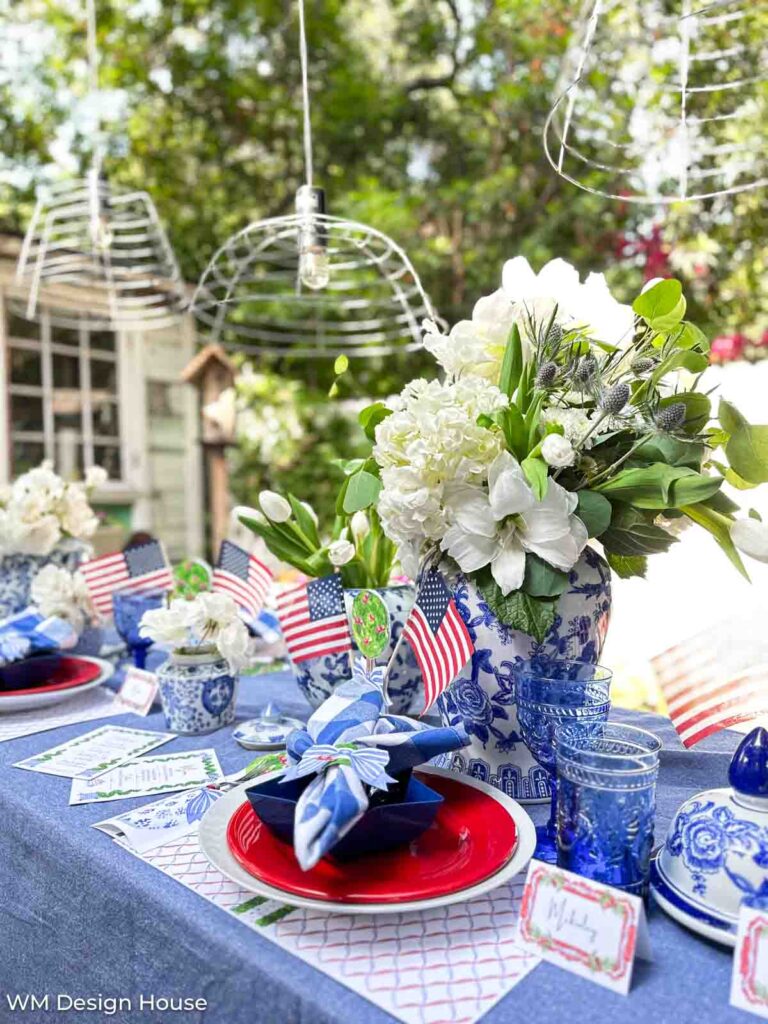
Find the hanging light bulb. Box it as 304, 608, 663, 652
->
296, 184, 330, 290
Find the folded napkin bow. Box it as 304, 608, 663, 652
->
0, 607, 78, 667
282, 658, 469, 870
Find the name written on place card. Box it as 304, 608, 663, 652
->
731, 907, 768, 1019
114, 667, 159, 716
516, 861, 651, 996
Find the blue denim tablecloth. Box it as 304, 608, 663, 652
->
0, 658, 750, 1024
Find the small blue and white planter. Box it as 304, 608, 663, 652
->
157, 649, 238, 736
0, 540, 89, 621
292, 584, 424, 714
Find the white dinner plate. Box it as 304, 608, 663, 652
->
0, 656, 114, 713
198, 765, 537, 914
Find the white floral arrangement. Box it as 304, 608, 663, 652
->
361, 256, 768, 641
139, 591, 250, 672
30, 564, 97, 632
0, 462, 108, 557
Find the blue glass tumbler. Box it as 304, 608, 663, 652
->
112, 590, 167, 669
514, 658, 612, 864
555, 721, 662, 896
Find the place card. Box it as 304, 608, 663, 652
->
70, 749, 223, 805
731, 906, 768, 1019
113, 667, 159, 716
516, 861, 651, 995
94, 786, 225, 852
14, 725, 173, 780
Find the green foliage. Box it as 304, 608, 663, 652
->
600, 505, 677, 557
594, 464, 721, 509
576, 491, 612, 538
522, 554, 570, 597
342, 470, 381, 513
475, 569, 556, 643
499, 323, 523, 398
632, 279, 686, 332
605, 553, 647, 579
682, 503, 750, 580
720, 400, 768, 485
521, 455, 548, 500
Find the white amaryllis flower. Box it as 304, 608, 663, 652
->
139, 600, 190, 647
731, 519, 768, 564
422, 287, 519, 381
441, 452, 588, 595
502, 256, 634, 349
541, 434, 575, 468
258, 490, 292, 523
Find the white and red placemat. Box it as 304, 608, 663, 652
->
111, 815, 539, 1024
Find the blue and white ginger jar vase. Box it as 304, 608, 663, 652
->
437, 546, 612, 804
292, 584, 424, 714
157, 649, 238, 735
0, 539, 89, 621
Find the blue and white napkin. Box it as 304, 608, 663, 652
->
283, 658, 469, 870
0, 607, 78, 667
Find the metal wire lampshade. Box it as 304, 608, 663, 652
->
544, 0, 768, 203
15, 169, 187, 330
191, 202, 435, 359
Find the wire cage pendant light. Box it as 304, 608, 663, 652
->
191, 0, 436, 360
15, 0, 186, 331
543, 0, 768, 204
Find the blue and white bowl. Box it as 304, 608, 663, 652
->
651, 727, 768, 945
157, 650, 238, 736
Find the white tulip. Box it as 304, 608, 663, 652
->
350, 510, 369, 540
731, 519, 768, 564
541, 434, 576, 468
257, 490, 292, 523
328, 539, 356, 566
234, 505, 267, 527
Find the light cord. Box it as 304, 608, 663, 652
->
297, 0, 314, 187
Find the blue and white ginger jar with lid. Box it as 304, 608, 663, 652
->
157, 649, 238, 735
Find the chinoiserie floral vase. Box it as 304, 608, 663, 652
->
157, 649, 238, 735
0, 539, 90, 621
293, 585, 425, 714
437, 546, 612, 804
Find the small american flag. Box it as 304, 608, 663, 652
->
80, 541, 174, 617
653, 615, 768, 747
403, 569, 474, 714
276, 574, 352, 664
211, 540, 272, 619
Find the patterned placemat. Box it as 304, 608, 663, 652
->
121, 827, 539, 1024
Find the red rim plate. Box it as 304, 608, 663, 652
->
0, 656, 103, 698
226, 772, 518, 904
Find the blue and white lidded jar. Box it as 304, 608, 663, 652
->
156, 649, 238, 736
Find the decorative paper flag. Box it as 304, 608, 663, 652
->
276, 574, 352, 664
402, 569, 473, 713
652, 613, 768, 747
80, 541, 174, 617
212, 540, 272, 619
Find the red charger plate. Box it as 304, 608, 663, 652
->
0, 656, 102, 698
226, 772, 518, 904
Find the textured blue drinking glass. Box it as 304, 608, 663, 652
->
112, 590, 167, 668
513, 658, 612, 864
555, 722, 662, 896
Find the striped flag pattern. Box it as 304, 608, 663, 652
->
211, 540, 272, 619
276, 574, 352, 664
402, 569, 474, 714
653, 625, 768, 747
80, 541, 174, 617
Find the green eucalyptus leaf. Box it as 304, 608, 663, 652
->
342, 470, 381, 513
475, 570, 556, 643
576, 490, 613, 538
522, 554, 570, 597
521, 455, 548, 500
632, 278, 686, 331
650, 350, 709, 388
720, 399, 768, 485
675, 321, 709, 351
633, 435, 705, 470
334, 354, 349, 375
605, 553, 648, 579
358, 402, 392, 441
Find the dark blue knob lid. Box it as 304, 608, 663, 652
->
729, 727, 768, 797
